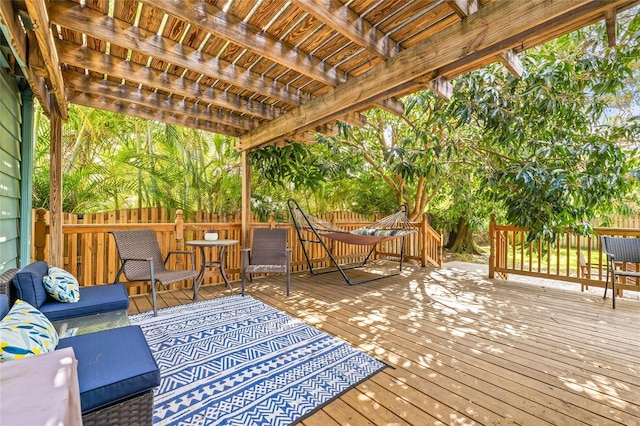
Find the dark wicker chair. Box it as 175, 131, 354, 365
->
601, 236, 640, 309
110, 229, 198, 316
241, 228, 291, 296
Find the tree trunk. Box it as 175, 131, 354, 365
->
448, 217, 482, 255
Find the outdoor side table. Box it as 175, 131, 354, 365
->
187, 239, 239, 291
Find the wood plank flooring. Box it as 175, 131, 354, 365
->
128, 261, 640, 426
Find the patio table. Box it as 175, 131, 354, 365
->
187, 239, 239, 291
52, 309, 130, 338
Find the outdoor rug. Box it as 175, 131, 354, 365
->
129, 295, 388, 426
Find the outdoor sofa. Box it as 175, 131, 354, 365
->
0, 264, 160, 425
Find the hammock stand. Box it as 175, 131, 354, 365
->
287, 199, 417, 285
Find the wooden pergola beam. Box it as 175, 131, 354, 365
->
56, 40, 278, 121
447, 0, 479, 18
146, 0, 344, 88
68, 92, 242, 136
0, 0, 52, 115
48, 1, 305, 106
64, 71, 259, 132
604, 8, 617, 47
291, 0, 406, 116
239, 0, 620, 150
23, 0, 68, 119
290, 0, 399, 60
426, 77, 454, 100
498, 49, 524, 77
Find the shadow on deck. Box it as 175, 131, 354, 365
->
129, 261, 640, 425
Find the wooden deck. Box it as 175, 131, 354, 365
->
128, 261, 640, 426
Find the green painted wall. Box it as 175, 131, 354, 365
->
0, 69, 22, 274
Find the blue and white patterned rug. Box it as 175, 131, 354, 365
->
129, 295, 387, 426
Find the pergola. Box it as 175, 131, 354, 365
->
1, 0, 636, 265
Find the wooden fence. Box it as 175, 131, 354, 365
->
33, 207, 442, 295
488, 214, 640, 293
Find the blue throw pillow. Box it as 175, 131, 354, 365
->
43, 266, 80, 303
11, 261, 49, 308
0, 299, 59, 362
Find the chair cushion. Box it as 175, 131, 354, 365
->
43, 266, 80, 303
0, 299, 59, 362
56, 325, 160, 413
39, 284, 130, 321
11, 261, 49, 308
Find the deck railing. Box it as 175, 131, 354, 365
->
32, 207, 442, 295
488, 214, 640, 293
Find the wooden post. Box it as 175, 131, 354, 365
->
488, 213, 496, 278
421, 214, 428, 267
175, 209, 184, 243
439, 228, 444, 267
174, 209, 184, 268
49, 99, 63, 267
241, 151, 251, 248
34, 208, 48, 261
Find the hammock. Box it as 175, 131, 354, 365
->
287, 199, 417, 285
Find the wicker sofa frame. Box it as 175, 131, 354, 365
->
0, 268, 154, 425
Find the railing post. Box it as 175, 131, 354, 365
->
421, 214, 428, 267
175, 209, 184, 243
268, 212, 275, 229
174, 209, 184, 268
489, 213, 496, 278
439, 228, 444, 267
34, 208, 48, 262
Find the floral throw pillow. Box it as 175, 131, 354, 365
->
42, 266, 80, 303
0, 299, 59, 362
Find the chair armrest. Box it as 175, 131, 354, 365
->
164, 250, 195, 271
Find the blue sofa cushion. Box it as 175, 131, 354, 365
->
56, 325, 160, 413
0, 295, 8, 320
39, 284, 130, 321
11, 261, 49, 308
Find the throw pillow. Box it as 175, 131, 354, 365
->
43, 266, 80, 303
11, 261, 49, 308
0, 299, 59, 362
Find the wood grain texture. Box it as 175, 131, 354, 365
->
129, 262, 640, 425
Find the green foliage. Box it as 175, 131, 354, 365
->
450, 22, 640, 240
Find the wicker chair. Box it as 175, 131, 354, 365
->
601, 236, 640, 309
241, 228, 291, 296
110, 229, 198, 316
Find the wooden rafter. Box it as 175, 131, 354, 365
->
145, 0, 344, 88
291, 0, 405, 116
68, 92, 240, 136
63, 71, 259, 132
605, 8, 617, 47
23, 0, 68, 118
0, 0, 52, 115
447, 0, 479, 18
498, 49, 524, 78
238, 0, 625, 150
426, 77, 454, 100
55, 40, 278, 121
48, 1, 305, 106
290, 0, 399, 60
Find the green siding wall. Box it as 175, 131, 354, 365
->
0, 70, 22, 274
